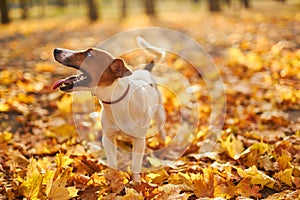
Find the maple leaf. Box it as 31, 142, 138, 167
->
145, 168, 169, 185
56, 152, 73, 170
236, 179, 262, 198
46, 168, 78, 200
156, 184, 190, 200
105, 168, 129, 193
193, 167, 215, 198
276, 149, 292, 171
22, 158, 44, 199
273, 168, 293, 187
237, 165, 276, 189
122, 188, 144, 200
168, 172, 194, 191
214, 182, 238, 199
221, 134, 244, 160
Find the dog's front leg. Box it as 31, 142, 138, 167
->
132, 137, 146, 182
102, 134, 117, 169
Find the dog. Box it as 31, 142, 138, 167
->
53, 37, 166, 182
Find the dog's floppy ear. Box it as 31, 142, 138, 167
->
110, 58, 132, 78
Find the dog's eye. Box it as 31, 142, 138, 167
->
86, 51, 92, 57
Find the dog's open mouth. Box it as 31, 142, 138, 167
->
53, 73, 90, 91
52, 64, 92, 92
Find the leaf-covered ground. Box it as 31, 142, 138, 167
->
1, 3, 300, 200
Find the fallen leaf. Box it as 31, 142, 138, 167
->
22, 158, 44, 199
221, 134, 244, 160
46, 168, 78, 200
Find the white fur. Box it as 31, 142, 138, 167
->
93, 69, 166, 181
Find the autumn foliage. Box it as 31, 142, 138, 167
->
1, 3, 300, 200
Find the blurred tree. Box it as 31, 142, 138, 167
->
144, 0, 156, 17
240, 0, 250, 8
0, 0, 10, 24
39, 0, 47, 17
56, 0, 66, 7
209, 0, 221, 12
87, 0, 98, 22
20, 0, 29, 19
121, 0, 127, 19
224, 0, 231, 6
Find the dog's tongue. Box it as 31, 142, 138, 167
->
53, 76, 78, 90
52, 79, 65, 90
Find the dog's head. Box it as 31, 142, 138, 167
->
53, 48, 132, 92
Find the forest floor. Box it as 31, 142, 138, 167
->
1, 3, 300, 199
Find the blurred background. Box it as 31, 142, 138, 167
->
0, 0, 300, 24
1, 2, 300, 199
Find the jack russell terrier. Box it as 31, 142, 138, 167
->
53, 37, 166, 182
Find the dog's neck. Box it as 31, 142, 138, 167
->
92, 77, 130, 104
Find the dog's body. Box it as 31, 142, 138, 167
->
53, 38, 166, 181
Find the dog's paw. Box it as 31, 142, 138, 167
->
132, 173, 141, 182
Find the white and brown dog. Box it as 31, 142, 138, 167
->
53, 37, 166, 182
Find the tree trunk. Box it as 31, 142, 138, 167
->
87, 0, 98, 22
56, 0, 66, 7
39, 0, 47, 17
240, 0, 250, 8
209, 0, 221, 12
20, 0, 29, 19
0, 0, 10, 24
120, 0, 127, 19
144, 0, 156, 17
225, 0, 231, 6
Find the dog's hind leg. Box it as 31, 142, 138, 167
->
155, 106, 166, 140
132, 137, 146, 182
154, 91, 166, 140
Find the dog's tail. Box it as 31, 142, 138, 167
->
137, 36, 166, 64
144, 60, 155, 72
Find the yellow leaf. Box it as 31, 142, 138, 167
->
277, 149, 292, 170
47, 124, 77, 143
56, 94, 72, 113
157, 184, 189, 200
273, 168, 293, 187
87, 173, 106, 186
35, 62, 56, 72
55, 153, 73, 171
168, 172, 194, 191
193, 167, 215, 198
0, 103, 9, 112
250, 142, 269, 155
67, 187, 79, 198
236, 179, 261, 198
146, 156, 162, 168
221, 134, 244, 160
0, 131, 12, 143
46, 168, 78, 200
145, 168, 169, 184
214, 183, 237, 199
237, 165, 275, 189
123, 188, 144, 200
22, 158, 43, 199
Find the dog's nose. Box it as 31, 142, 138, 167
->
54, 48, 62, 55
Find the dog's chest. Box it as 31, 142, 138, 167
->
100, 82, 159, 136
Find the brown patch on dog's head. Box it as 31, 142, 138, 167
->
53, 48, 132, 92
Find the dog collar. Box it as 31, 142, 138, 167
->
101, 84, 131, 105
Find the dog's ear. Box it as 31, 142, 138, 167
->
110, 58, 132, 78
